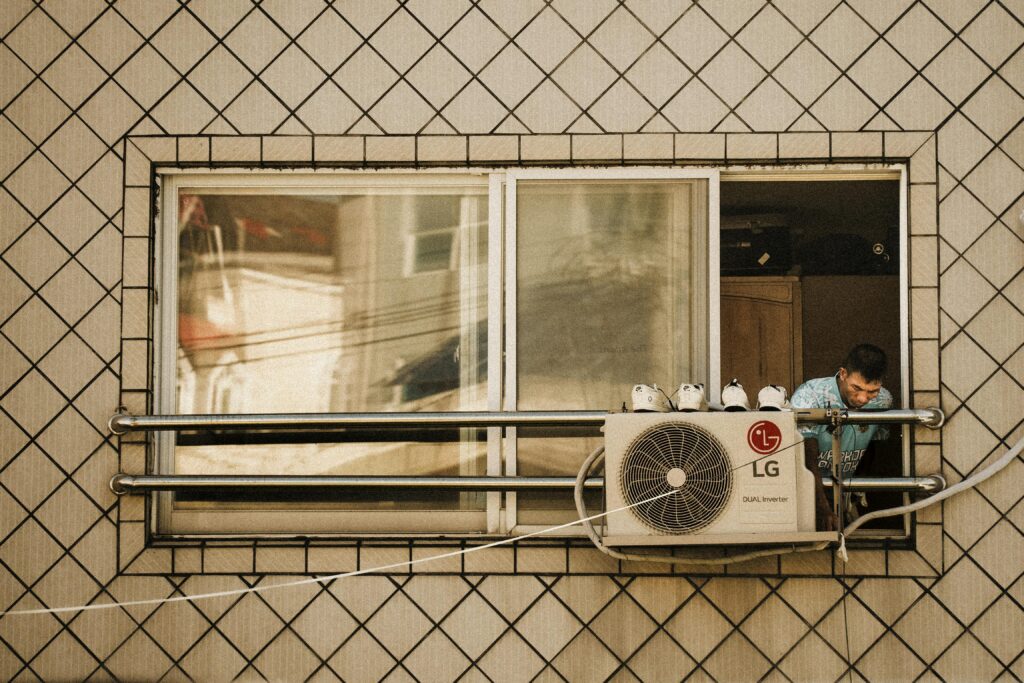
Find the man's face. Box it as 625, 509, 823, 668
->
837, 368, 883, 408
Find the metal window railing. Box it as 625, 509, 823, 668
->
108, 407, 945, 496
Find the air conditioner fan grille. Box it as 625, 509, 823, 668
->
619, 422, 733, 534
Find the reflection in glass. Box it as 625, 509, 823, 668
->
173, 186, 487, 511
515, 180, 706, 520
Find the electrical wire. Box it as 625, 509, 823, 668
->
838, 434, 1024, 542
0, 485, 679, 618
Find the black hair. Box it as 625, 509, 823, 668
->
841, 344, 887, 382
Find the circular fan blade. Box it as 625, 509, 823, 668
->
619, 422, 733, 534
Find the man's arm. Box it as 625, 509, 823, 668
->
803, 437, 836, 531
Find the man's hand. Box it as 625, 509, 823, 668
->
816, 488, 837, 531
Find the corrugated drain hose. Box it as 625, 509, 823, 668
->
577, 434, 1024, 565
835, 434, 1024, 560
574, 446, 829, 566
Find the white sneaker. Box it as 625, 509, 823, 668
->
632, 384, 671, 412
756, 384, 790, 411
676, 383, 708, 412
721, 379, 750, 411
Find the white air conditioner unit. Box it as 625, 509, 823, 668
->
602, 412, 833, 546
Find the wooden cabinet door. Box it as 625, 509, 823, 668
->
720, 277, 802, 399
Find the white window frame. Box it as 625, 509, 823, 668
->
501, 168, 720, 535
152, 165, 909, 540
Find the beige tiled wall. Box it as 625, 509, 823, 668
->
1, 1, 1021, 680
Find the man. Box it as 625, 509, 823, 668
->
791, 343, 893, 530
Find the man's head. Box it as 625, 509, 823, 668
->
838, 344, 886, 408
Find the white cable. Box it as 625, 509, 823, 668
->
0, 487, 679, 618
573, 446, 829, 565
6, 437, 1015, 615
840, 435, 1024, 540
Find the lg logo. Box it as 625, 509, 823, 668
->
748, 420, 782, 478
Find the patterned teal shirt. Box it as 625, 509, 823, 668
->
790, 374, 893, 476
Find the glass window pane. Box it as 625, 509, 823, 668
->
515, 179, 708, 521
172, 185, 488, 513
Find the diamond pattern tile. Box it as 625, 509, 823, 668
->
477, 631, 544, 683
256, 44, 326, 110
335, 45, 400, 110
885, 4, 952, 70
77, 80, 145, 145
28, 630, 100, 682
329, 629, 397, 683
443, 8, 507, 74
960, 3, 1024, 68
514, 7, 578, 73
924, 39, 992, 107
406, 46, 473, 110
943, 407, 1001, 476
778, 631, 846, 682
970, 596, 1024, 664
551, 44, 617, 109
223, 81, 290, 134
104, 630, 174, 682
815, 595, 884, 662
966, 369, 1024, 438
945, 488, 1001, 549
941, 258, 997, 325
810, 4, 877, 69
365, 591, 433, 659
0, 518, 63, 585
179, 630, 248, 682
552, 629, 619, 681
480, 45, 545, 109
224, 9, 289, 74
513, 592, 581, 660
661, 8, 728, 72
588, 80, 656, 133
699, 42, 766, 108
114, 45, 179, 111
589, 593, 656, 659
857, 632, 927, 682
438, 591, 506, 660
664, 593, 732, 661
588, 6, 655, 72
1, 2, 1023, 679
515, 80, 580, 133
704, 631, 772, 682
966, 224, 1024, 290
4, 8, 70, 73
938, 114, 994, 182
850, 40, 915, 106
41, 118, 107, 185
962, 76, 1024, 142
623, 43, 689, 108
740, 594, 807, 661
932, 558, 1002, 623
969, 520, 1024, 588
215, 592, 286, 659
2, 225, 68, 291
885, 75, 954, 130
810, 76, 877, 130
736, 78, 803, 131
253, 628, 320, 682
933, 633, 1004, 682
370, 9, 435, 75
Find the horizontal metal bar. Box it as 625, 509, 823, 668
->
108, 407, 944, 434
111, 474, 605, 494
111, 473, 945, 495
793, 407, 945, 428
822, 475, 945, 494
